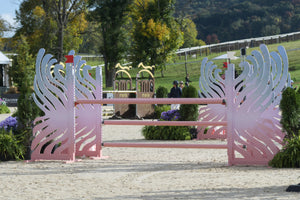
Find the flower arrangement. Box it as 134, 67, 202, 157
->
160, 109, 180, 121
0, 116, 23, 161
0, 116, 18, 133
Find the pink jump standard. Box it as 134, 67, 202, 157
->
31, 44, 289, 165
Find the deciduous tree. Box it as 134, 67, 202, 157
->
130, 0, 183, 77
88, 0, 132, 87
15, 0, 88, 62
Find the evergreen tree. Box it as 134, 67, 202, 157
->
10, 36, 42, 159
179, 85, 199, 121
280, 87, 300, 138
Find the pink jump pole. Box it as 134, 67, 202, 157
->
75, 98, 226, 106
104, 120, 227, 126
102, 142, 227, 149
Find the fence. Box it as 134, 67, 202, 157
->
30, 44, 288, 166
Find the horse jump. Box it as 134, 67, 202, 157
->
31, 44, 289, 165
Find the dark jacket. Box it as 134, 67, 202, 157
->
169, 87, 182, 98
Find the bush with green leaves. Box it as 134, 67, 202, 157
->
156, 86, 168, 98
142, 125, 191, 140
269, 87, 300, 168
142, 109, 191, 140
179, 85, 199, 122
154, 104, 171, 119
0, 105, 10, 114
279, 87, 300, 139
269, 135, 300, 168
0, 129, 24, 161
0, 99, 10, 114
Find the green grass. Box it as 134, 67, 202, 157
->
84, 40, 300, 90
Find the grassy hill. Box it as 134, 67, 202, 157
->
88, 40, 300, 92
174, 0, 300, 42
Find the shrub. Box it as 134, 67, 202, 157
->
0, 105, 10, 114
269, 135, 300, 168
142, 109, 191, 140
156, 86, 168, 98
154, 105, 171, 119
0, 99, 10, 114
0, 129, 24, 161
270, 87, 300, 168
179, 85, 199, 122
142, 125, 191, 140
279, 87, 300, 138
15, 90, 42, 160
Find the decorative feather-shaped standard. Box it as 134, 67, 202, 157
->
31, 49, 75, 161
198, 44, 288, 165
31, 49, 102, 161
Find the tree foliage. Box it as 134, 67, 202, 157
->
130, 0, 184, 76
9, 35, 42, 160
175, 0, 300, 42
279, 87, 300, 139
15, 0, 88, 61
0, 17, 10, 38
176, 17, 205, 48
179, 85, 199, 122
9, 35, 35, 89
88, 0, 131, 87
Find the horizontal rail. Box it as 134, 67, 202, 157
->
75, 98, 226, 105
102, 90, 137, 93
102, 142, 228, 149
103, 120, 227, 126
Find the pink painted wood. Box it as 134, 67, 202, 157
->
103, 142, 227, 149
75, 98, 225, 105
104, 120, 227, 126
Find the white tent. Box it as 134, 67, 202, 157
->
212, 51, 239, 60
0, 51, 11, 65
0, 51, 12, 88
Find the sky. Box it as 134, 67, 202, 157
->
0, 0, 21, 37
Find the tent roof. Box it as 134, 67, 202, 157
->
212, 52, 239, 60
0, 51, 11, 65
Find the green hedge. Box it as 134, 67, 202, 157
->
154, 105, 171, 119
269, 135, 300, 168
142, 125, 191, 140
0, 129, 24, 161
0, 105, 10, 114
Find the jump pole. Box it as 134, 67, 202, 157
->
103, 120, 227, 126
102, 143, 227, 149
75, 98, 226, 106
75, 97, 228, 151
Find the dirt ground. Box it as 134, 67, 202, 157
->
0, 119, 300, 200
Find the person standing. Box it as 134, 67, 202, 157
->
169, 80, 181, 109
185, 74, 192, 84
179, 81, 184, 89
